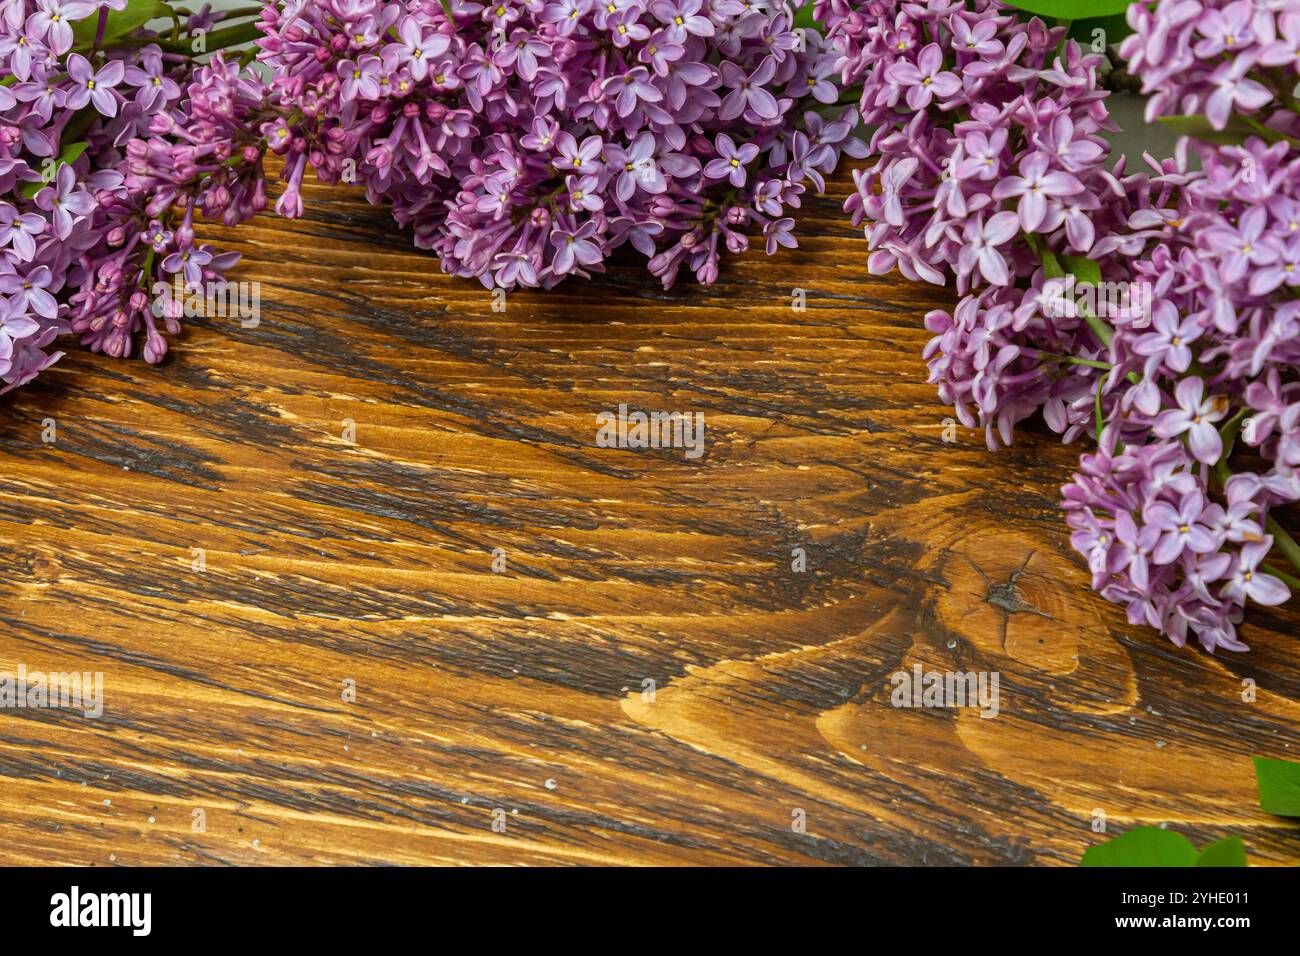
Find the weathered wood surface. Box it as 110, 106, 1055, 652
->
0, 170, 1297, 866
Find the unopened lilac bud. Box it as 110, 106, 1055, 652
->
143, 331, 168, 364
276, 186, 303, 219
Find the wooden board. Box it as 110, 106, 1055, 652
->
1, 171, 1297, 866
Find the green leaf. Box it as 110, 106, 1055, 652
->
1194, 836, 1248, 868
999, 0, 1133, 19
1067, 13, 1133, 46
794, 4, 819, 31
159, 20, 263, 55
1080, 827, 1199, 867
1062, 255, 1102, 287
1254, 756, 1300, 816
1156, 114, 1292, 147
1040, 249, 1066, 280
1094, 377, 1105, 443
72, 1, 170, 45
18, 142, 89, 199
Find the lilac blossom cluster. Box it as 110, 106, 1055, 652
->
255, 0, 866, 290
1059, 2, 1300, 652
1122, 0, 1300, 133
817, 0, 1129, 446
0, 1, 269, 390
821, 0, 1300, 652
1061, 139, 1300, 652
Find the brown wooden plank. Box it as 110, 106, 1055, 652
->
0, 171, 1297, 866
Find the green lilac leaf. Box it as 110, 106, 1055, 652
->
1155, 114, 1284, 146
1254, 756, 1300, 816
19, 142, 90, 199
998, 0, 1133, 19
1062, 255, 1102, 286
72, 1, 171, 45
1067, 13, 1132, 46
1080, 827, 1199, 867
1193, 837, 1248, 868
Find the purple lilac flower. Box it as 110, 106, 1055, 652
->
1153, 378, 1229, 464
705, 134, 759, 188
258, 0, 866, 290
827, 0, 1300, 653
827, 0, 1124, 311
65, 54, 126, 117
0, 1, 271, 388
1122, 0, 1300, 133
33, 164, 95, 241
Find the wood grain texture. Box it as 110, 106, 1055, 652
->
1, 170, 1297, 866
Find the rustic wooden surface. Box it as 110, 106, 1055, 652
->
1, 170, 1297, 867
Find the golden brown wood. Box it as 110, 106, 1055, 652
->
1, 171, 1297, 866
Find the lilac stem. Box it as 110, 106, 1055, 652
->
93, 6, 108, 50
